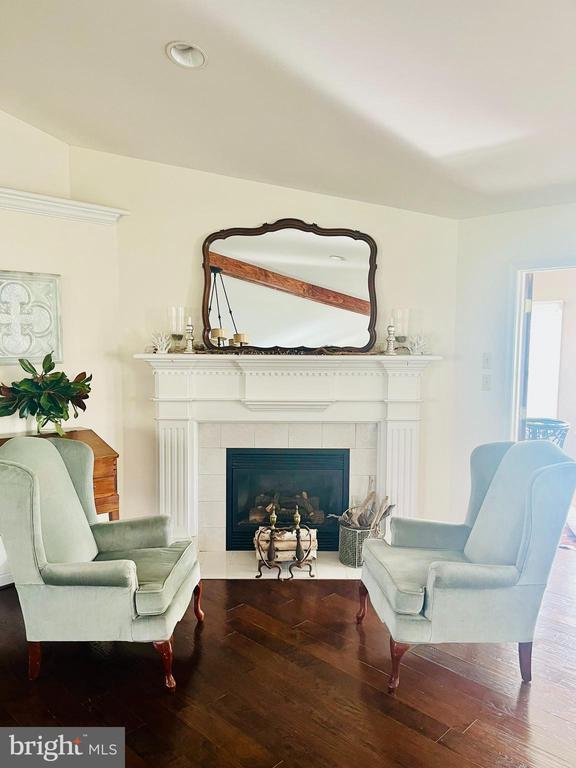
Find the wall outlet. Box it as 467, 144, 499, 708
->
482, 352, 492, 370
481, 374, 492, 391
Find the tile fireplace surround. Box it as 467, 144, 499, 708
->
137, 354, 440, 553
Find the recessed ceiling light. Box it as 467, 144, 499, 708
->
165, 41, 206, 69
329, 254, 345, 262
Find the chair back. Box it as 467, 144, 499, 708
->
464, 440, 576, 572
0, 437, 98, 565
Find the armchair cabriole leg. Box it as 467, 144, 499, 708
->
193, 581, 205, 623
356, 582, 369, 624
153, 638, 176, 690
28, 642, 41, 681
519, 642, 532, 683
389, 637, 410, 694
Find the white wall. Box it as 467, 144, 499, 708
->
70, 147, 459, 522
455, 204, 576, 512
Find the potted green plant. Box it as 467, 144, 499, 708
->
0, 353, 92, 437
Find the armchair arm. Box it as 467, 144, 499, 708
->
427, 561, 519, 591
391, 518, 471, 550
90, 516, 172, 553
40, 560, 137, 588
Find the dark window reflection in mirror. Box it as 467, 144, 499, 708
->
202, 219, 377, 353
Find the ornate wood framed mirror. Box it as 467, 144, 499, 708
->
201, 218, 377, 354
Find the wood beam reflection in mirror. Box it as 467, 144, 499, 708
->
208, 251, 370, 316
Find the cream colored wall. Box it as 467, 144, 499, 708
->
0, 110, 70, 197
0, 111, 121, 451
70, 147, 459, 521
533, 269, 576, 459
0, 213, 121, 449
455, 203, 576, 512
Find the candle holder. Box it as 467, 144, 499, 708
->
384, 323, 397, 355
210, 328, 227, 348
233, 332, 249, 347
183, 319, 195, 354
168, 306, 185, 352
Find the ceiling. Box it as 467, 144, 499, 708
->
2, 0, 576, 218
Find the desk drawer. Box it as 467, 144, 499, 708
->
94, 475, 116, 498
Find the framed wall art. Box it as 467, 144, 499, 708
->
0, 270, 62, 363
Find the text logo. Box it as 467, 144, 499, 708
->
0, 728, 124, 766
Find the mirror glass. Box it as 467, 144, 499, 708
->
203, 221, 376, 352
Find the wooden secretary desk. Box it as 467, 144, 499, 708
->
0, 428, 120, 520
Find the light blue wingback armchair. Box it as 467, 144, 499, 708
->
0, 437, 203, 689
357, 440, 576, 692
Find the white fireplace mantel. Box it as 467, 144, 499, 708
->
136, 354, 440, 540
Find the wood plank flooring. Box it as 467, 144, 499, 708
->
1, 551, 576, 767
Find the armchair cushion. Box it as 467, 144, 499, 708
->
91, 516, 171, 553
391, 518, 471, 550
41, 560, 137, 588
362, 538, 466, 615
96, 539, 197, 616
426, 561, 519, 591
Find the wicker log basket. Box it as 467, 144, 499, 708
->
330, 488, 394, 568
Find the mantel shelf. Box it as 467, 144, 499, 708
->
135, 353, 441, 373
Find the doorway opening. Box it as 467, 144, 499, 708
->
514, 267, 576, 545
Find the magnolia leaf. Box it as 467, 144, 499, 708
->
0, 401, 18, 416
13, 379, 40, 393
42, 353, 55, 374
18, 359, 38, 376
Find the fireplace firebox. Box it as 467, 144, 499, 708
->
226, 448, 350, 551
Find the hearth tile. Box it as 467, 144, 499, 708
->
221, 422, 255, 447
349, 474, 372, 503
198, 551, 361, 579
322, 423, 356, 448
350, 448, 377, 476
199, 526, 226, 552
254, 422, 289, 448
199, 422, 221, 447
316, 553, 361, 579
288, 423, 322, 448
198, 474, 226, 501
199, 500, 226, 527
199, 448, 226, 475
355, 422, 378, 449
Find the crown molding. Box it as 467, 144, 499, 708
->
0, 186, 129, 225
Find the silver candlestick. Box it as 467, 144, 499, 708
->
183, 318, 195, 354
384, 323, 397, 355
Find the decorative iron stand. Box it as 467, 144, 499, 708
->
255, 506, 315, 581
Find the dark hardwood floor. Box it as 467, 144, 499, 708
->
1, 551, 576, 767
